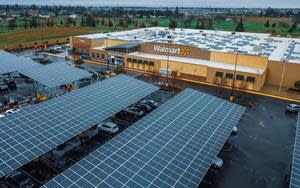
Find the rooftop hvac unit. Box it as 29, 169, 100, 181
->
166, 34, 174, 40
266, 38, 274, 43
253, 45, 262, 52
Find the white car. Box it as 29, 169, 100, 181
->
231, 126, 238, 134
0, 114, 5, 118
5, 108, 20, 115
212, 157, 223, 169
286, 104, 300, 112
97, 122, 119, 135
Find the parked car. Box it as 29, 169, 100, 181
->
8, 98, 18, 105
124, 107, 144, 117
286, 104, 300, 112
4, 78, 16, 89
0, 170, 36, 188
0, 114, 5, 118
97, 122, 119, 135
211, 157, 223, 169
135, 103, 152, 112
139, 99, 159, 108
5, 108, 20, 115
231, 126, 238, 135
0, 82, 8, 91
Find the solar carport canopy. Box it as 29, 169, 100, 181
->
0, 50, 41, 75
19, 63, 93, 88
0, 74, 159, 178
291, 113, 300, 188
44, 88, 246, 188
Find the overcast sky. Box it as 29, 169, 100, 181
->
0, 0, 299, 8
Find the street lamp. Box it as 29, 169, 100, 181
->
230, 52, 238, 101
166, 41, 170, 87
279, 59, 287, 93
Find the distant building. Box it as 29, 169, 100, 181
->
70, 27, 300, 91
69, 14, 77, 19
39, 14, 50, 19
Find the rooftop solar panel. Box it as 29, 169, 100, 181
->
19, 63, 93, 88
43, 88, 246, 188
0, 74, 159, 178
0, 50, 41, 75
290, 113, 300, 188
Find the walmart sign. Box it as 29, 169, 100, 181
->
153, 45, 191, 57
153, 45, 181, 55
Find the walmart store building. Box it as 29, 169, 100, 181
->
70, 27, 300, 91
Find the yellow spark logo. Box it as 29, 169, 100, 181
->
180, 47, 190, 56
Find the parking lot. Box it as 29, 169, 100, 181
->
1, 50, 299, 188
0, 89, 176, 187
136, 73, 298, 188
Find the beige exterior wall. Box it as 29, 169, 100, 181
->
266, 60, 300, 88
71, 37, 93, 52
89, 49, 108, 63
206, 67, 266, 91
160, 60, 207, 78
210, 51, 268, 69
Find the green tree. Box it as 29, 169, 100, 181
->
169, 20, 177, 29
288, 22, 298, 33
140, 22, 146, 28
8, 18, 17, 30
30, 16, 39, 28
271, 23, 276, 28
101, 18, 105, 26
207, 19, 214, 29
174, 6, 180, 18
81, 16, 85, 27
265, 20, 270, 27
235, 18, 245, 32
86, 14, 96, 27
108, 20, 113, 27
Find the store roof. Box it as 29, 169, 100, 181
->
129, 52, 266, 75
76, 27, 300, 63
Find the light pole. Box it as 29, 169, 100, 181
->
230, 52, 238, 101
279, 60, 287, 93
106, 39, 109, 72
166, 41, 170, 87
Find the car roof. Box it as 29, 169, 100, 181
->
104, 122, 116, 127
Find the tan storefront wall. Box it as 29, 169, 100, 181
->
266, 60, 284, 86
71, 37, 93, 52
160, 60, 207, 78
206, 67, 266, 91
124, 54, 160, 72
283, 63, 300, 88
266, 60, 300, 88
139, 42, 211, 60
89, 48, 108, 62
210, 51, 268, 69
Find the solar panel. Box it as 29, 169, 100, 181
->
43, 88, 246, 188
0, 50, 41, 75
290, 113, 300, 188
0, 74, 159, 178
19, 63, 93, 88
